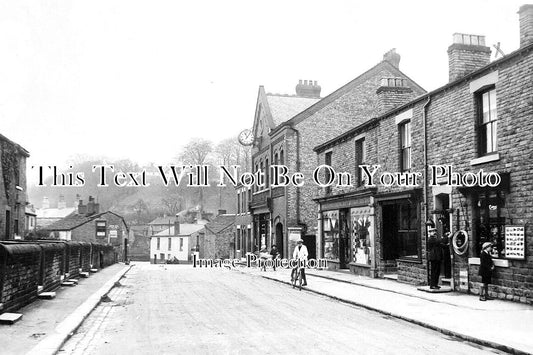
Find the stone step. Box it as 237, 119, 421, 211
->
67, 279, 79, 284
0, 313, 23, 325
37, 285, 44, 293
383, 274, 398, 281
80, 272, 90, 278
38, 292, 56, 299
441, 277, 452, 285
61, 281, 76, 287
417, 285, 453, 293
90, 268, 98, 273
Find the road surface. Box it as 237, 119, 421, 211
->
60, 263, 502, 354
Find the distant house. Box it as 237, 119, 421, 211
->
36, 196, 77, 228
129, 224, 150, 261
200, 213, 236, 259
25, 205, 37, 236
150, 222, 204, 263
45, 196, 128, 259
0, 133, 29, 240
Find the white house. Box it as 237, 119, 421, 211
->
150, 222, 204, 263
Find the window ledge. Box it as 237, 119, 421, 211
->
468, 257, 509, 267
397, 257, 422, 264
470, 153, 500, 166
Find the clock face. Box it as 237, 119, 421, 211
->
238, 129, 255, 146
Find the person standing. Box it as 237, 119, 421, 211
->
292, 239, 308, 286
427, 228, 442, 289
442, 232, 452, 279
479, 242, 495, 301
270, 245, 280, 271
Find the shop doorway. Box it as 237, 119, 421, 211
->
303, 235, 316, 260
434, 194, 452, 279
339, 209, 351, 269
275, 223, 284, 258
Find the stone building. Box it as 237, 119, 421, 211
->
45, 196, 128, 259
249, 52, 425, 261
0, 133, 29, 240
314, 5, 533, 303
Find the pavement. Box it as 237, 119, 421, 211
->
0, 263, 130, 355
237, 266, 533, 355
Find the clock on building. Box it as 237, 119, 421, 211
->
238, 129, 255, 146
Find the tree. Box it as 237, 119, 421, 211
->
176, 138, 214, 211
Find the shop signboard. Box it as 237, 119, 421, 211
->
505, 225, 525, 260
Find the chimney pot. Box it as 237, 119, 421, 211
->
448, 33, 491, 82
383, 48, 401, 69
519, 4, 533, 47
295, 79, 321, 98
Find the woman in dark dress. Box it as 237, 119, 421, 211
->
479, 242, 495, 301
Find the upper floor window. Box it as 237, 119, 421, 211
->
478, 88, 498, 155
325, 151, 332, 194
279, 150, 284, 165
400, 121, 411, 171
355, 138, 365, 186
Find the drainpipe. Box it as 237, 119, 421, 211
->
289, 126, 301, 225
422, 96, 431, 285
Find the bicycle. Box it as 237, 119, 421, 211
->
291, 266, 303, 291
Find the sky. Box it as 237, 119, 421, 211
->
0, 0, 527, 185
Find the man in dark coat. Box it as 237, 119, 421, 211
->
427, 228, 442, 289
479, 242, 495, 301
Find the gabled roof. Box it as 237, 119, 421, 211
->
266, 95, 320, 127
251, 86, 321, 142
154, 223, 205, 237
0, 133, 30, 157
45, 211, 127, 231
272, 60, 426, 134
204, 214, 235, 235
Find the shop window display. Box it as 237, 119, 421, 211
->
474, 190, 506, 258
322, 211, 339, 260
351, 208, 372, 265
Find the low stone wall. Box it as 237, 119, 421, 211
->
0, 240, 118, 313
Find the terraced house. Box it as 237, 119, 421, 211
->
249, 51, 425, 260
0, 133, 29, 240
314, 5, 533, 303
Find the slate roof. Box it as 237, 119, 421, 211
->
266, 94, 321, 126
204, 214, 235, 235
148, 216, 178, 225
154, 223, 205, 237
45, 211, 126, 231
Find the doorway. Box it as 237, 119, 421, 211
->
303, 235, 316, 260
275, 222, 284, 258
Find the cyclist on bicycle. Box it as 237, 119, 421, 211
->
291, 239, 308, 286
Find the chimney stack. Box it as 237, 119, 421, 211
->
448, 33, 491, 82
295, 79, 321, 98
42, 196, 50, 209
376, 77, 414, 113
58, 194, 66, 209
174, 220, 180, 237
383, 48, 401, 69
78, 200, 88, 215
519, 4, 533, 48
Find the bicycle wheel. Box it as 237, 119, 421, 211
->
292, 269, 296, 288
298, 269, 303, 291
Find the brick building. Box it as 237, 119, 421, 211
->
249, 52, 425, 261
314, 5, 533, 303
235, 183, 252, 259
0, 134, 29, 240
45, 196, 128, 260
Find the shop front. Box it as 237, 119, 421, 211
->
316, 191, 376, 277
376, 190, 424, 283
